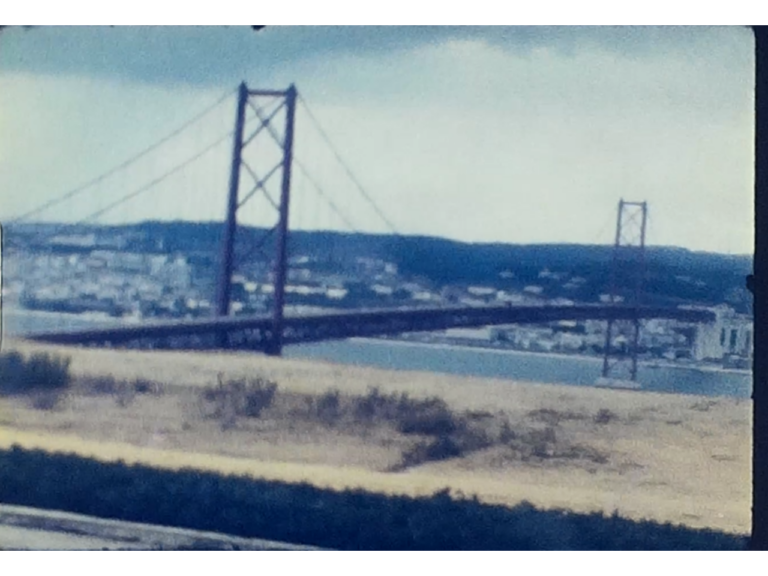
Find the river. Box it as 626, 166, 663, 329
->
1, 307, 752, 399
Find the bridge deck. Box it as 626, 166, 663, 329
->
24, 304, 715, 351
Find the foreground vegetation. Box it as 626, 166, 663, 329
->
0, 350, 71, 394
194, 381, 611, 470
0, 346, 746, 550
0, 350, 72, 409
0, 349, 613, 471
0, 445, 746, 550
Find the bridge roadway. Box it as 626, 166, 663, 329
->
24, 304, 715, 353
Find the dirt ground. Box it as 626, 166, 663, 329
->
0, 340, 752, 535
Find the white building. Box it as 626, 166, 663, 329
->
412, 291, 434, 302
496, 290, 527, 304
538, 268, 565, 280
286, 284, 325, 295
445, 327, 493, 341
555, 332, 584, 351
49, 233, 96, 248
599, 294, 624, 304
148, 254, 169, 275
692, 305, 753, 361
458, 297, 486, 307
112, 252, 147, 273
153, 256, 191, 291
467, 286, 496, 297
326, 287, 348, 300
288, 268, 312, 282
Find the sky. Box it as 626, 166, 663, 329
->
0, 26, 756, 254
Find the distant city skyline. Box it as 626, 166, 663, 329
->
0, 26, 755, 255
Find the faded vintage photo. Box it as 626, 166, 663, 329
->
0, 26, 756, 549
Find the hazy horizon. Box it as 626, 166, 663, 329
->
6, 218, 753, 258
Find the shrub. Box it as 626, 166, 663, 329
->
199, 374, 279, 427
499, 420, 517, 444
80, 375, 119, 395
351, 387, 415, 423
29, 391, 64, 411
350, 389, 467, 438
242, 379, 278, 418
133, 379, 162, 395
0, 350, 71, 395
399, 436, 463, 469
77, 375, 163, 407
115, 381, 137, 408
523, 426, 558, 459
594, 409, 618, 425
26, 353, 71, 391
353, 386, 388, 421
396, 397, 459, 436
315, 389, 342, 424
0, 351, 25, 393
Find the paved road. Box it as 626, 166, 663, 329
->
0, 504, 323, 550
0, 525, 130, 550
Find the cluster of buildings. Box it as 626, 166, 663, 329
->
3, 247, 409, 319
416, 309, 753, 369
6, 249, 196, 319
2, 232, 754, 370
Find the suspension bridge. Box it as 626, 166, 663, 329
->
6, 82, 715, 381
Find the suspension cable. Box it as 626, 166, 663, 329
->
296, 93, 401, 236
10, 86, 237, 224
36, 129, 234, 243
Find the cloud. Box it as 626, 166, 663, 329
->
0, 26, 753, 88
0, 27, 754, 254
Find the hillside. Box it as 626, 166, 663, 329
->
4, 221, 754, 312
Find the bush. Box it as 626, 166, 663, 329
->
77, 375, 163, 407
0, 350, 71, 395
594, 409, 618, 425
199, 374, 278, 428
314, 389, 342, 424
242, 379, 278, 418
499, 420, 517, 444
80, 375, 119, 395
29, 391, 64, 411
133, 379, 162, 395
396, 397, 459, 436
352, 386, 391, 421
346, 389, 467, 438
400, 436, 463, 469
115, 381, 137, 408
524, 426, 558, 459
0, 351, 25, 393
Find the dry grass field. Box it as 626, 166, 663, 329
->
0, 339, 752, 535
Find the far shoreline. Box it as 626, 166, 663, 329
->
346, 336, 752, 377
